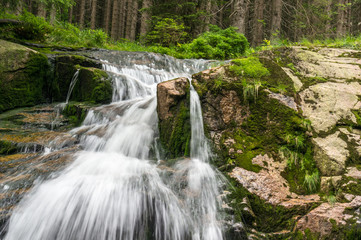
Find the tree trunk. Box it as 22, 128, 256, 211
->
49, 4, 56, 24
270, 0, 282, 41
37, 2, 47, 18
203, 0, 212, 32
125, 0, 133, 40
118, 0, 126, 39
79, 0, 86, 28
68, 6, 73, 23
252, 0, 264, 46
111, 0, 119, 40
336, 0, 346, 37
129, 0, 139, 40
90, 0, 97, 29
103, 0, 111, 33
232, 0, 248, 34
140, 0, 151, 37
325, 1, 332, 37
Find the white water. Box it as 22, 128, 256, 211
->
65, 69, 80, 104
4, 52, 225, 240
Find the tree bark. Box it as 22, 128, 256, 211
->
325, 0, 332, 37
37, 2, 47, 18
203, 0, 212, 32
140, 0, 151, 37
103, 0, 111, 33
270, 0, 282, 41
118, 0, 126, 39
90, 0, 97, 29
252, 0, 264, 46
129, 0, 139, 40
125, 0, 133, 40
49, 4, 56, 24
68, 6, 73, 23
111, 0, 119, 40
232, 0, 248, 34
79, 0, 86, 28
336, 0, 346, 37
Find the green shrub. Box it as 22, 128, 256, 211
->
15, 10, 52, 41
183, 25, 249, 59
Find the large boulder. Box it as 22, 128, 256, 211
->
157, 77, 191, 158
0, 40, 50, 112
313, 131, 349, 176
53, 54, 111, 104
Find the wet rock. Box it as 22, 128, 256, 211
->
54, 55, 111, 103
313, 131, 349, 176
0, 40, 50, 113
157, 78, 191, 158
157, 77, 189, 121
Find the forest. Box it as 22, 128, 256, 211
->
0, 0, 360, 54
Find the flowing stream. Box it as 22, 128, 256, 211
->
4, 51, 226, 240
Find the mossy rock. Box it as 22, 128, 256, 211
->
0, 40, 51, 113
62, 103, 90, 126
53, 54, 110, 103
157, 79, 191, 158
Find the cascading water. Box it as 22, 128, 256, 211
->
4, 51, 226, 240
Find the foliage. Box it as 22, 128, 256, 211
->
303, 170, 320, 193
0, 11, 108, 48
230, 57, 270, 78
182, 25, 249, 59
143, 17, 188, 47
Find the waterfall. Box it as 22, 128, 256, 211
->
65, 69, 80, 104
4, 51, 225, 240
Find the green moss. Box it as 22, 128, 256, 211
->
159, 89, 191, 158
0, 48, 50, 113
229, 56, 270, 78
53, 55, 107, 103
228, 177, 318, 233
62, 103, 89, 126
0, 140, 18, 155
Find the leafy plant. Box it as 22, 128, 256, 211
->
304, 170, 320, 193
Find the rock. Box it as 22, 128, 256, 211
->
313, 131, 349, 176
299, 82, 361, 133
54, 55, 111, 103
0, 40, 50, 112
320, 176, 342, 193
345, 167, 361, 180
229, 155, 320, 207
281, 67, 303, 91
157, 77, 189, 120
289, 47, 361, 80
267, 91, 298, 111
157, 78, 191, 158
296, 196, 361, 237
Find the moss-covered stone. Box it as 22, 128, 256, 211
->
62, 103, 89, 126
0, 40, 51, 113
157, 78, 191, 158
54, 55, 112, 104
